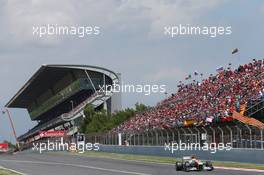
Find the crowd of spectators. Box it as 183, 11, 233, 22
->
113, 59, 264, 133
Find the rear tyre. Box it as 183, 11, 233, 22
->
197, 165, 203, 171
184, 162, 190, 172
175, 162, 183, 171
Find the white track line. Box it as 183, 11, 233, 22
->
62, 153, 264, 173
0, 166, 26, 175
0, 159, 151, 175
62, 152, 264, 173
214, 166, 264, 173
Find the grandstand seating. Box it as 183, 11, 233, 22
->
113, 59, 264, 133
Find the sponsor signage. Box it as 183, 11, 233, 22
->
201, 133, 207, 140
0, 143, 8, 150
39, 130, 65, 138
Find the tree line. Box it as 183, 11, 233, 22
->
80, 103, 148, 134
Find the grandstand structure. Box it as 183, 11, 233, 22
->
6, 65, 121, 143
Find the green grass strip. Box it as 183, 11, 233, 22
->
0, 168, 20, 175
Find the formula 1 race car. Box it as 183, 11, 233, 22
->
175, 156, 214, 172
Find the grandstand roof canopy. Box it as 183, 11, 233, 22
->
6, 64, 119, 108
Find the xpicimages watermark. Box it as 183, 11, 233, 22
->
33, 24, 100, 38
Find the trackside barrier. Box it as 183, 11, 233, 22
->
99, 145, 264, 164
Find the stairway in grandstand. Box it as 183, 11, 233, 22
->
232, 111, 264, 129
239, 71, 264, 120
232, 99, 264, 129
63, 90, 113, 135
61, 90, 109, 121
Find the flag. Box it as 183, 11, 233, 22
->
216, 66, 224, 73
185, 74, 191, 80
184, 119, 195, 126
206, 117, 213, 123
231, 48, 238, 54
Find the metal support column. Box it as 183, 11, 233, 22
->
209, 127, 215, 143
261, 129, 263, 150
245, 125, 252, 148
226, 126, 233, 147
194, 128, 200, 144
218, 126, 224, 143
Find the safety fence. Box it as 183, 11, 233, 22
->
85, 123, 264, 149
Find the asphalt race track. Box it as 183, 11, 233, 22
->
0, 153, 262, 175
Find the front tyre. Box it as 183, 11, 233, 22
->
205, 161, 214, 171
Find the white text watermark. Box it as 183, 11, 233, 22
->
33, 24, 100, 38
164, 24, 232, 38
99, 82, 166, 96
164, 141, 232, 154
32, 138, 99, 154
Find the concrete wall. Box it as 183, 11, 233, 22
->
110, 73, 122, 113
99, 145, 264, 164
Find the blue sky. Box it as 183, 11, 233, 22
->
0, 0, 264, 143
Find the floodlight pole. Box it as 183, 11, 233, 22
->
3, 108, 20, 149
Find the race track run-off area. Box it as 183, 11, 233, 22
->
0, 153, 263, 175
